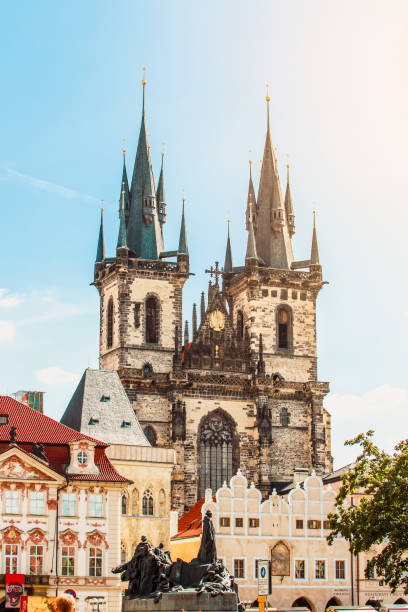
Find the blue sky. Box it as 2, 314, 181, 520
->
1, 0, 407, 468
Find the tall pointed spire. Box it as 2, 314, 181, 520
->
246, 160, 257, 231
192, 303, 197, 336
178, 198, 188, 254
254, 90, 293, 269
120, 149, 130, 226
117, 190, 128, 250
310, 211, 320, 265
224, 220, 233, 273
157, 152, 166, 226
284, 164, 295, 237
246, 202, 258, 260
184, 320, 189, 346
127, 76, 164, 259
200, 292, 205, 324
95, 208, 106, 263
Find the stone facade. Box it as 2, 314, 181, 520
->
93, 90, 333, 514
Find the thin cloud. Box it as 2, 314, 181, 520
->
36, 366, 79, 386
0, 321, 16, 342
6, 168, 115, 210
0, 289, 25, 309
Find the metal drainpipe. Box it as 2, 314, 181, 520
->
350, 496, 355, 606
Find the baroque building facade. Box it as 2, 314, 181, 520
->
93, 82, 333, 513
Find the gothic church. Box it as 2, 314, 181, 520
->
93, 82, 332, 513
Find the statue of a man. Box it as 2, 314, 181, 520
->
197, 509, 217, 564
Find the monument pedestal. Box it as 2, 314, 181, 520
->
123, 591, 238, 612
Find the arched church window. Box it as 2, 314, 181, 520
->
276, 306, 292, 350
145, 297, 159, 344
198, 411, 238, 497
144, 426, 156, 446
142, 490, 154, 516
121, 493, 127, 515
237, 310, 244, 339
107, 298, 114, 348
281, 408, 289, 427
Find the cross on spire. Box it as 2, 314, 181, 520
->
205, 261, 222, 286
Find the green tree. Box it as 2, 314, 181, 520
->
327, 431, 408, 593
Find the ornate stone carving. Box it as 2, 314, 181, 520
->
256, 404, 272, 446
171, 400, 186, 442
271, 541, 290, 576
0, 456, 47, 480
86, 529, 109, 549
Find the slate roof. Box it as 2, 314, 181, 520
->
60, 368, 150, 446
0, 396, 128, 483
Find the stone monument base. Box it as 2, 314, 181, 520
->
123, 591, 238, 612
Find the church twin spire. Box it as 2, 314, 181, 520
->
224, 93, 321, 273
95, 80, 187, 263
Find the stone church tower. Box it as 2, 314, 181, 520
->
93, 83, 332, 513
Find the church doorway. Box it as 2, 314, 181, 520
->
292, 597, 313, 611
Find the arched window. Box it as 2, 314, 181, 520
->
292, 598, 312, 611
107, 298, 114, 348
144, 426, 156, 446
131, 489, 139, 515
326, 598, 342, 610
198, 410, 238, 497
281, 408, 289, 427
158, 489, 166, 515
276, 306, 292, 350
121, 493, 127, 515
237, 310, 244, 339
142, 490, 154, 516
145, 297, 159, 344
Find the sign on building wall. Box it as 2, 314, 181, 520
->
258, 560, 271, 596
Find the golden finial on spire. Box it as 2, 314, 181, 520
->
161, 141, 165, 157
248, 149, 252, 164
286, 154, 290, 169
182, 188, 185, 203
122, 190, 125, 195
122, 138, 126, 154
266, 82, 270, 102
101, 199, 104, 213
142, 67, 147, 86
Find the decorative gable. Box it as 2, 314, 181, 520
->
0, 449, 64, 483
66, 440, 99, 475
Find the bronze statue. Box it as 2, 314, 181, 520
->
197, 509, 217, 564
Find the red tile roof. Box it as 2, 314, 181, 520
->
0, 396, 107, 446
172, 496, 215, 540
0, 396, 129, 483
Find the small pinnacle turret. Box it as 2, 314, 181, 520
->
120, 150, 130, 227
224, 221, 233, 273
192, 303, 197, 336
184, 320, 189, 346
117, 191, 128, 250
310, 211, 320, 265
245, 203, 258, 261
95, 209, 106, 263
200, 292, 205, 324
157, 153, 166, 226
246, 161, 257, 231
178, 199, 188, 255
284, 165, 295, 238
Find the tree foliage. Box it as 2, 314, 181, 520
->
327, 431, 408, 593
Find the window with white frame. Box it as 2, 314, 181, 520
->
5, 490, 20, 514
315, 559, 326, 579
295, 559, 306, 580
89, 494, 103, 517
62, 493, 76, 516
61, 546, 75, 576
233, 558, 245, 579
335, 559, 346, 580
29, 545, 43, 574
89, 547, 103, 577
29, 491, 45, 515
5, 544, 19, 573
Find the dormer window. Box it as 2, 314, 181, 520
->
121, 421, 131, 428
88, 418, 99, 425
0, 415, 8, 425
77, 451, 88, 465
100, 395, 110, 402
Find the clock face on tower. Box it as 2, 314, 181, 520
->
209, 309, 225, 331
